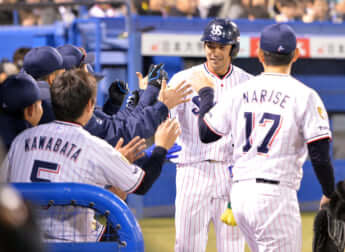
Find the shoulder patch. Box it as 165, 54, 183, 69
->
317, 106, 326, 120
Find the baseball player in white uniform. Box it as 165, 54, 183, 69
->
1, 69, 181, 242
169, 19, 252, 252
195, 23, 335, 251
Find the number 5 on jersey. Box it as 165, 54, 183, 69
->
243, 112, 282, 154
30, 160, 60, 182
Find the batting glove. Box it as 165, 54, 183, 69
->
145, 143, 182, 159
126, 90, 140, 108
147, 63, 168, 89
108, 80, 129, 106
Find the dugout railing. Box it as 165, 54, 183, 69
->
12, 182, 144, 252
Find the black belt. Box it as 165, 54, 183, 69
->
256, 178, 280, 185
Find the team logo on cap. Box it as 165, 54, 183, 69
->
317, 106, 326, 120
211, 24, 223, 37
277, 45, 285, 52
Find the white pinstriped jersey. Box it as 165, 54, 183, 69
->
169, 63, 252, 164
204, 72, 332, 190
2, 120, 145, 242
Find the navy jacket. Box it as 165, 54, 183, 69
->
0, 112, 32, 151
38, 83, 166, 146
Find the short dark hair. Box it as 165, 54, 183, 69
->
51, 69, 97, 122
262, 50, 295, 66
13, 47, 31, 69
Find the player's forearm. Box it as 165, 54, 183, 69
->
134, 146, 167, 195
117, 86, 159, 119
198, 87, 222, 143
137, 85, 159, 107
307, 138, 335, 198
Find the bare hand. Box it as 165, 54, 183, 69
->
154, 118, 181, 150
136, 72, 148, 90
115, 137, 147, 163
320, 195, 331, 209
158, 80, 193, 109
107, 185, 127, 201
189, 70, 214, 93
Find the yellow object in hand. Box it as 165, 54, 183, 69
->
221, 202, 237, 226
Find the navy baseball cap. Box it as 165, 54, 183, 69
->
23, 46, 64, 79
57, 44, 94, 70
0, 72, 42, 113
260, 23, 297, 55
86, 63, 104, 82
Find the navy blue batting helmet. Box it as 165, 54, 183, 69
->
201, 18, 240, 58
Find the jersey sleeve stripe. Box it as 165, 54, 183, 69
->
96, 225, 106, 241
203, 117, 225, 136
307, 134, 332, 144
126, 170, 146, 194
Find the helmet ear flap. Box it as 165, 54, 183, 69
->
230, 44, 239, 59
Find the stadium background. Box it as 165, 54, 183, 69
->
1, 1, 345, 250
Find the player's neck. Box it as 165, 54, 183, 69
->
264, 65, 291, 75
72, 119, 85, 126
73, 112, 91, 126
209, 64, 231, 78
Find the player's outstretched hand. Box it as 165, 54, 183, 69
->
108, 80, 129, 106
190, 70, 214, 93
147, 63, 168, 89
115, 137, 147, 163
154, 118, 181, 150
320, 195, 331, 209
158, 80, 193, 109
136, 71, 148, 90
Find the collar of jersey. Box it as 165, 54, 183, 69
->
262, 72, 290, 77
204, 63, 233, 80
54, 120, 82, 127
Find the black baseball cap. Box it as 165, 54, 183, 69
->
260, 23, 297, 55
57, 44, 94, 70
23, 46, 64, 79
0, 72, 42, 113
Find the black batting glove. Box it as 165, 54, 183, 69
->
147, 63, 168, 89
108, 80, 129, 106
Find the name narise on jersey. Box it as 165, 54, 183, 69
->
243, 89, 290, 108
24, 136, 82, 162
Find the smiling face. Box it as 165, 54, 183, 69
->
204, 42, 232, 76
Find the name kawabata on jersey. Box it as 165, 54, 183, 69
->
203, 72, 331, 190
1, 121, 145, 242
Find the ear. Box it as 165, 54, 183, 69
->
86, 98, 95, 113
257, 48, 265, 64
23, 104, 34, 119
291, 48, 300, 63
48, 73, 55, 86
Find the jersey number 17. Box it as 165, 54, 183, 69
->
243, 112, 282, 154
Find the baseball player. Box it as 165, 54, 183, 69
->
195, 23, 335, 251
1, 69, 181, 242
0, 72, 43, 151
169, 18, 252, 252
23, 46, 65, 124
